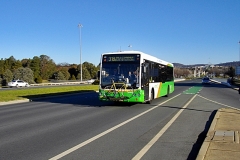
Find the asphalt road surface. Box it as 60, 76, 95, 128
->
0, 79, 239, 160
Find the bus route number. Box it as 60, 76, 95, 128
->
108, 56, 134, 62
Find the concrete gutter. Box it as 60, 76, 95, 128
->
0, 99, 31, 106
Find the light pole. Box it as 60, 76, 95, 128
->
78, 23, 83, 82
239, 41, 240, 66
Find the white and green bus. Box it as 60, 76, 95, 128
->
98, 51, 174, 103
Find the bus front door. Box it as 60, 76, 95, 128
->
141, 62, 150, 102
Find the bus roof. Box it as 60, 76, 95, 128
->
102, 50, 174, 67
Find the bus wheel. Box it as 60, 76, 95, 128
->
147, 89, 154, 104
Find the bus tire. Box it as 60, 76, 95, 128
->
147, 89, 154, 104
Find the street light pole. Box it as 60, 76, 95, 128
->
78, 23, 83, 82
239, 41, 240, 66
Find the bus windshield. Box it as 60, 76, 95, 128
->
100, 62, 140, 89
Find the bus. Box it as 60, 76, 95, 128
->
98, 51, 174, 103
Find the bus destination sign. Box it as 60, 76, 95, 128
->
103, 54, 140, 62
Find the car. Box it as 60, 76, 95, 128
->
202, 77, 210, 84
86, 79, 95, 84
8, 80, 30, 88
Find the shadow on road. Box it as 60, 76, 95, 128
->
187, 110, 217, 160
175, 81, 231, 89
21, 91, 136, 107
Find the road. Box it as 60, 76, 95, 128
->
0, 79, 239, 160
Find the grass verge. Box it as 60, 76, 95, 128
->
0, 85, 99, 102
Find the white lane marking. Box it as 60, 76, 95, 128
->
49, 94, 182, 160
132, 94, 197, 160
197, 95, 240, 111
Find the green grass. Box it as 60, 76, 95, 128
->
0, 85, 99, 102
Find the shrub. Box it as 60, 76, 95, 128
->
13, 67, 35, 84
35, 76, 43, 83
3, 69, 13, 84
0, 77, 2, 87
70, 75, 76, 80
92, 79, 99, 85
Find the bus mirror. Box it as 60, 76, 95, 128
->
97, 71, 100, 79
101, 71, 106, 76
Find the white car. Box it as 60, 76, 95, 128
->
86, 79, 95, 84
8, 80, 30, 88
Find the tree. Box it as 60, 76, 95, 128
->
0, 77, 2, 87
30, 56, 41, 80
13, 67, 34, 84
55, 71, 65, 80
3, 56, 11, 71
39, 55, 56, 80
208, 67, 221, 77
68, 65, 78, 79
3, 69, 13, 81
83, 62, 98, 78
225, 67, 235, 78
21, 58, 31, 68
0, 58, 4, 76
174, 67, 191, 78
59, 68, 70, 80
70, 75, 76, 80
225, 66, 236, 84
82, 67, 91, 79
14, 60, 23, 70
76, 66, 91, 80
35, 76, 43, 83
3, 69, 13, 85
5, 56, 22, 72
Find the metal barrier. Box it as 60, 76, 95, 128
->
30, 81, 87, 86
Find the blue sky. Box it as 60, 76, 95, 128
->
0, 0, 240, 66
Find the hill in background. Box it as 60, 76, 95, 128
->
173, 61, 240, 68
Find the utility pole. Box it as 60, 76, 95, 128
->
239, 41, 240, 66
78, 23, 83, 82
